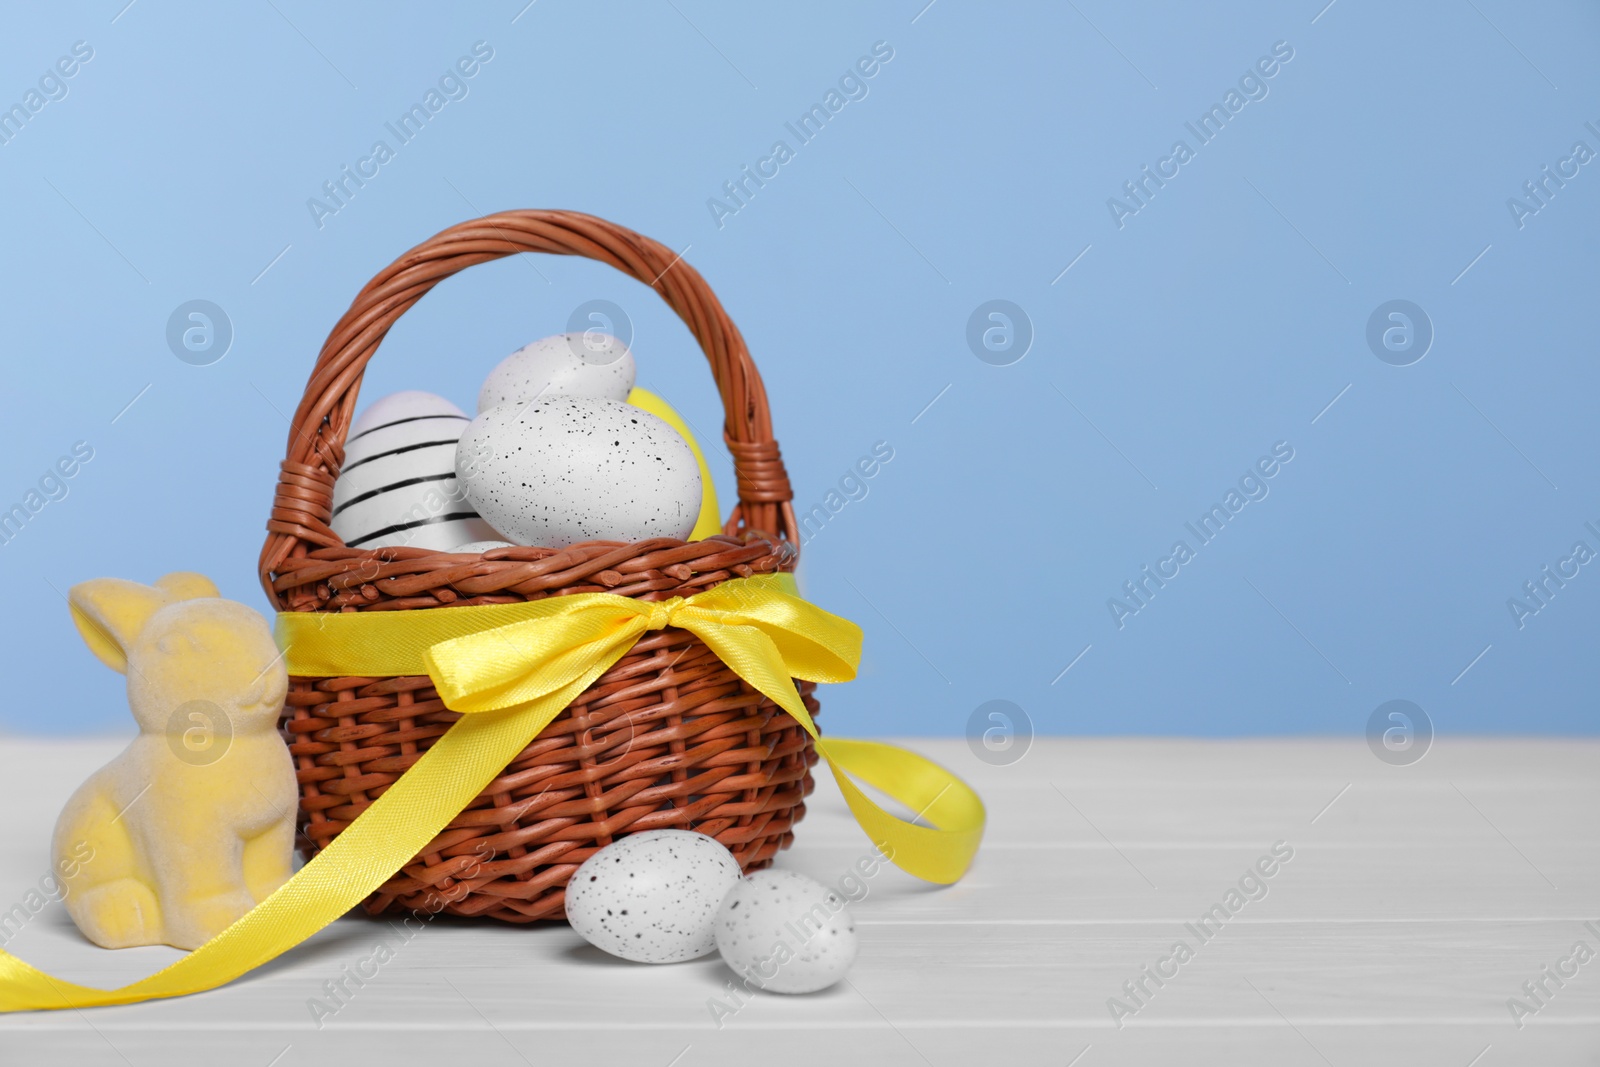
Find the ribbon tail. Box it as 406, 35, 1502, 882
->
0, 651, 627, 1012
0, 954, 135, 1011
816, 738, 986, 885
678, 614, 984, 885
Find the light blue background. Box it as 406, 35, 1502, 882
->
0, 1, 1595, 739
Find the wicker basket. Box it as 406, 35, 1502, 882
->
258, 210, 812, 923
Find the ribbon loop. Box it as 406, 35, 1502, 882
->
0, 574, 984, 1012
420, 603, 649, 713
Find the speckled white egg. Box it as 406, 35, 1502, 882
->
477, 333, 636, 413
457, 396, 701, 548
332, 391, 501, 551
565, 830, 743, 963
451, 540, 516, 553
714, 870, 859, 994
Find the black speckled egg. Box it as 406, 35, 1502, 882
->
456, 396, 701, 548
476, 333, 636, 413
565, 830, 742, 963
713, 869, 859, 993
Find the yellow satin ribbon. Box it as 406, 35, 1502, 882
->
0, 574, 983, 1011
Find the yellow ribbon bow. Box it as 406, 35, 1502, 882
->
0, 574, 983, 1011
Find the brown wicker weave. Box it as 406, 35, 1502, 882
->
258, 210, 813, 923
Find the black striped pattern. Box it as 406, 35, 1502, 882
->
341, 440, 460, 475
330, 472, 458, 518
347, 413, 468, 444
345, 512, 483, 548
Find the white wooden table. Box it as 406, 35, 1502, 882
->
0, 736, 1594, 1066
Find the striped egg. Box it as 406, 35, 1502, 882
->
331, 391, 501, 551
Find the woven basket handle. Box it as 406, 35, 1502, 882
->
258, 210, 796, 597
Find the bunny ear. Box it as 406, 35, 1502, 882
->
154, 572, 221, 601
68, 579, 170, 674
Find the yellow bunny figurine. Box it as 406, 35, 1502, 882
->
50, 572, 297, 950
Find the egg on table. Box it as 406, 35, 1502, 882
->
714, 870, 859, 993
564, 830, 743, 963
457, 395, 701, 548
331, 391, 501, 552
477, 332, 637, 413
